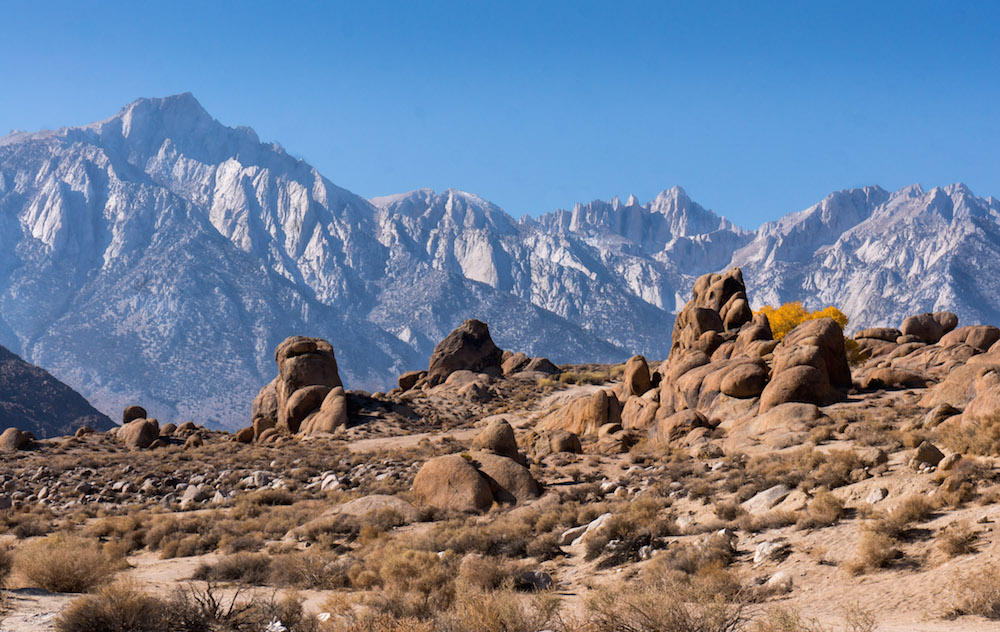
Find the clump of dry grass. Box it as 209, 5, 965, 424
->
843, 495, 937, 575
57, 579, 321, 632
946, 563, 1000, 619
795, 490, 844, 530
15, 534, 128, 593
843, 529, 901, 575
56, 579, 169, 632
743, 448, 863, 497
735, 510, 797, 533
0, 545, 13, 588
870, 495, 938, 539
936, 521, 977, 558
586, 568, 747, 632
938, 410, 1000, 456
583, 496, 675, 565
749, 606, 829, 632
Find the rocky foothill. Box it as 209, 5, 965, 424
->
3, 271, 1000, 631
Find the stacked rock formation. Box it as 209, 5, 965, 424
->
116, 407, 160, 450
250, 336, 348, 440
425, 319, 503, 387
853, 309, 1000, 393
538, 267, 853, 454
840, 309, 1000, 442
395, 319, 558, 398
412, 418, 541, 512
758, 317, 851, 413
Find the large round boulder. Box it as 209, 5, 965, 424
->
0, 427, 28, 452
537, 389, 622, 437
900, 312, 958, 344
471, 418, 522, 463
251, 379, 278, 429
471, 451, 541, 504
119, 419, 159, 450
412, 455, 494, 513
758, 318, 850, 413
300, 386, 349, 435
940, 326, 1000, 353
854, 328, 902, 342
426, 320, 503, 386
122, 405, 147, 425
720, 360, 769, 398
624, 355, 652, 397
398, 370, 426, 391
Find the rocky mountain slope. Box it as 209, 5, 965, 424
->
1, 93, 997, 429
0, 343, 113, 438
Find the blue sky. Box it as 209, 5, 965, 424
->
1, 1, 997, 226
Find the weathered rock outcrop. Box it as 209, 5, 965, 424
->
119, 418, 159, 450
412, 455, 494, 513
252, 336, 348, 438
471, 418, 525, 465
411, 425, 541, 512
758, 317, 851, 412
426, 320, 503, 387
535, 268, 781, 456
537, 389, 622, 437
523, 429, 583, 457
900, 312, 959, 344
0, 427, 29, 452
623, 356, 652, 397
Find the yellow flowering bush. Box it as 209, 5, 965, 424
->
756, 301, 848, 341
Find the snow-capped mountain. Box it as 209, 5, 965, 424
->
732, 183, 1000, 330
1, 93, 997, 429
0, 95, 641, 428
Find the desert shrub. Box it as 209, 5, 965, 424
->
937, 459, 990, 507
735, 510, 798, 533
795, 490, 844, 530
244, 488, 295, 506
749, 606, 828, 632
320, 611, 436, 632
947, 563, 1000, 619
586, 573, 747, 632
844, 529, 901, 575
168, 582, 320, 632
194, 553, 271, 585
744, 448, 861, 495
89, 515, 147, 553
558, 370, 608, 385
583, 496, 675, 563
755, 302, 848, 341
649, 534, 736, 576
15, 534, 128, 593
436, 587, 564, 632
55, 579, 170, 632
714, 500, 746, 522
455, 555, 528, 592
870, 495, 938, 539
939, 410, 1000, 456
269, 551, 352, 589
937, 521, 977, 557
843, 417, 896, 448
0, 545, 13, 587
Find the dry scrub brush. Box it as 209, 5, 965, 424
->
938, 409, 1000, 456
15, 534, 128, 593
56, 579, 320, 632
946, 563, 1000, 620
